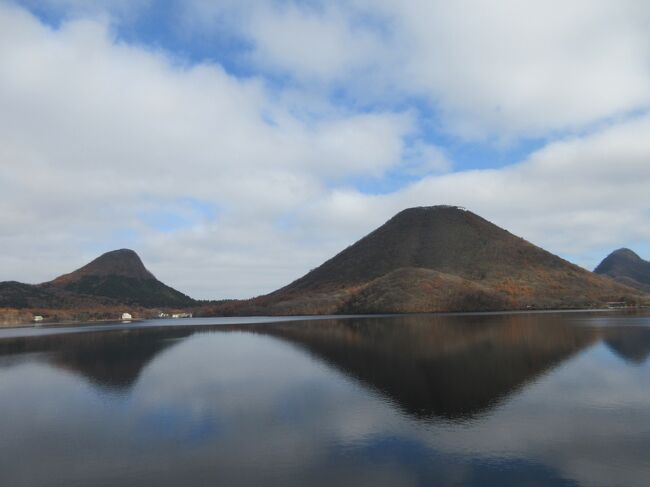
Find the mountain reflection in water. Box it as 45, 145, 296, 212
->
225, 314, 597, 420
1, 313, 647, 418
2, 311, 650, 486
0, 327, 195, 391
604, 326, 650, 364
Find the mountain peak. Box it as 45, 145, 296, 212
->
43, 249, 195, 308
390, 205, 469, 220
275, 204, 507, 295
396, 205, 467, 213
595, 248, 644, 274
51, 249, 155, 285
610, 248, 641, 260
595, 248, 650, 289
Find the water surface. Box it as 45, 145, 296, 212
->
2, 311, 650, 486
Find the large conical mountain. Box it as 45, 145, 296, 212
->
242, 206, 644, 314
594, 248, 650, 292
44, 249, 194, 308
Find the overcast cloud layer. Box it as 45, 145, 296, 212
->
1, 0, 649, 299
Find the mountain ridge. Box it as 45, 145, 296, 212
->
2, 207, 648, 323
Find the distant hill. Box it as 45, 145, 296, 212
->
1, 249, 194, 313
43, 249, 194, 308
234, 206, 644, 314
594, 248, 650, 292
51, 249, 156, 283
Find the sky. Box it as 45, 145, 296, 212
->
1, 0, 650, 299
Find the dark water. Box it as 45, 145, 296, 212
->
2, 311, 650, 486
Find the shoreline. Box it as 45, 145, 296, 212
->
2, 305, 648, 331
0, 318, 145, 329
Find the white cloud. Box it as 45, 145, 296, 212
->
401, 141, 452, 176
375, 0, 650, 138
0, 3, 418, 297
186, 0, 650, 139
248, 3, 383, 82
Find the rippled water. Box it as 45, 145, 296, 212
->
2, 311, 650, 486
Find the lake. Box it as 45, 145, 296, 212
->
2, 310, 650, 486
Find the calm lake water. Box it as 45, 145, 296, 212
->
2, 311, 650, 486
